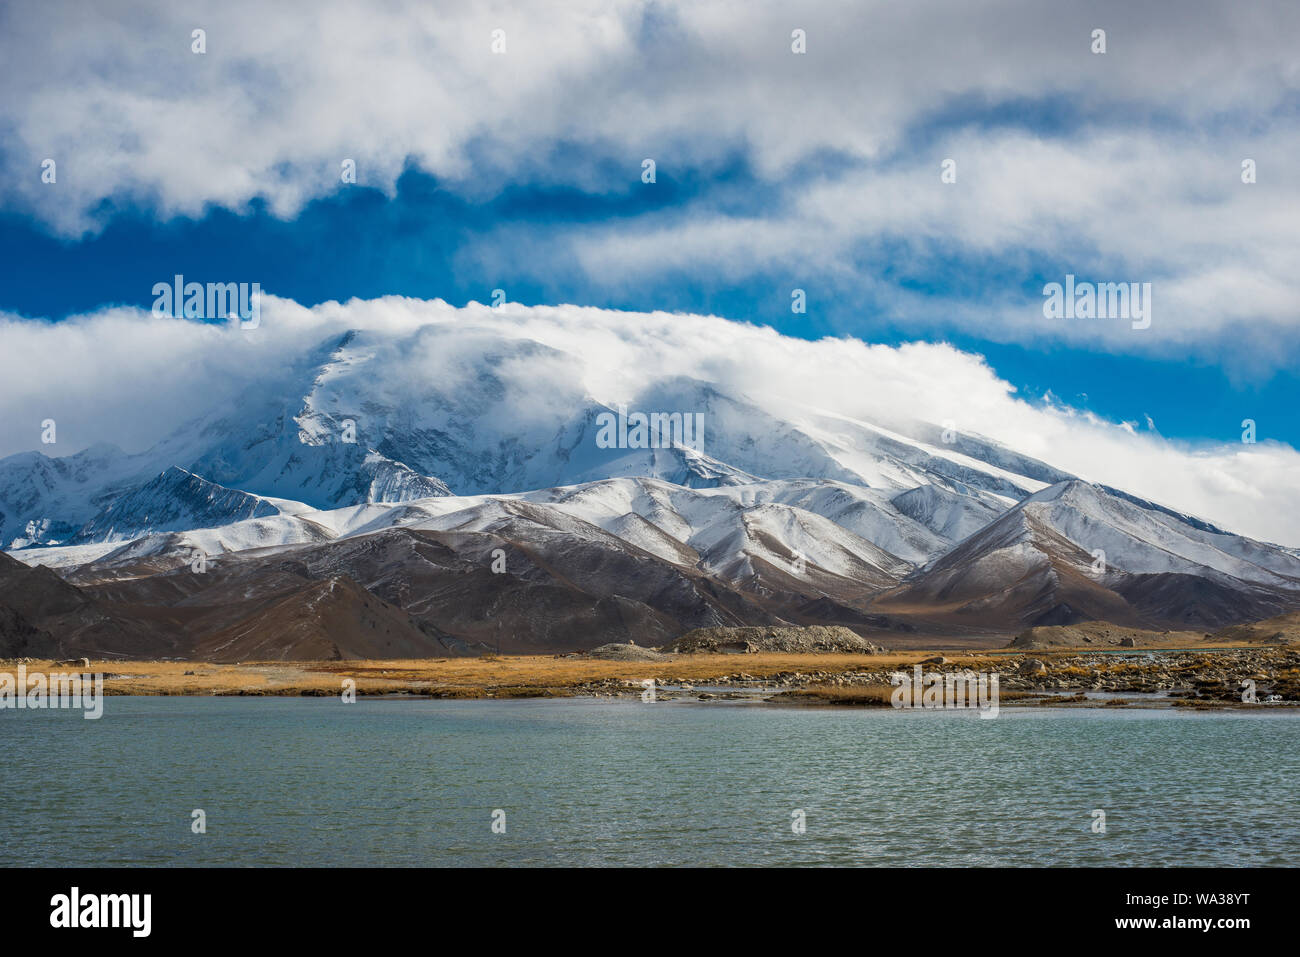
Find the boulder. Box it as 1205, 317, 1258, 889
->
1017, 658, 1047, 675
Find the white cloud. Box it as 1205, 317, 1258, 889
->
2, 296, 1297, 544
3, 1, 1299, 356
567, 125, 1300, 360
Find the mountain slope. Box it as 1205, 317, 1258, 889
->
191, 575, 463, 661
2, 322, 1299, 654
881, 481, 1300, 629
71, 467, 283, 544
1, 325, 1059, 552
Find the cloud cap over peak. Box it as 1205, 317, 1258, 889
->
2, 295, 1296, 545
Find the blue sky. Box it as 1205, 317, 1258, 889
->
2, 0, 1299, 449
2, 165, 1294, 448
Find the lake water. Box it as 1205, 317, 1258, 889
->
3, 697, 1297, 866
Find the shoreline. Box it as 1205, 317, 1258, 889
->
5, 644, 1298, 710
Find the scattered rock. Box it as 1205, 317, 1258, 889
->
670, 626, 886, 655
1008, 622, 1202, 650
583, 643, 671, 662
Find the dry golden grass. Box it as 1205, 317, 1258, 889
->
4, 651, 997, 698
8, 643, 1282, 700
303, 651, 956, 697
1055, 665, 1094, 676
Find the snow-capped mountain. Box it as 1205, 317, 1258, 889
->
0, 442, 158, 548
0, 326, 1044, 547
882, 480, 1300, 629
71, 467, 284, 544
3, 322, 1298, 657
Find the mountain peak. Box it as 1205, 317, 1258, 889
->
71, 468, 282, 544
1024, 479, 1099, 505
